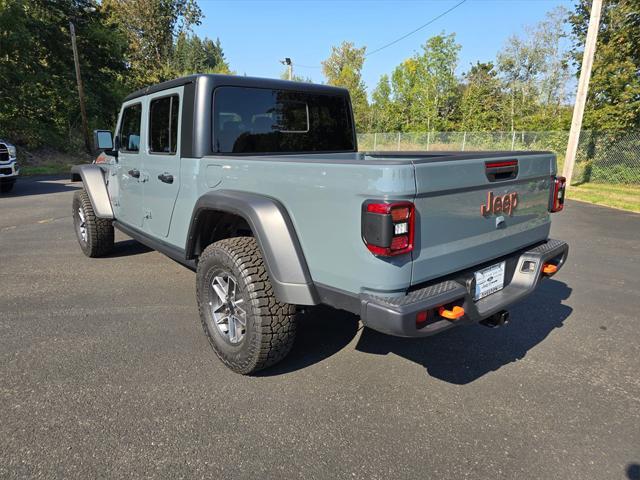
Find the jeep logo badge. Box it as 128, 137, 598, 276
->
481, 191, 518, 216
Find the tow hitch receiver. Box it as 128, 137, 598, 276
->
481, 310, 510, 328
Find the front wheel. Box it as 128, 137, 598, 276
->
72, 189, 114, 257
196, 237, 297, 374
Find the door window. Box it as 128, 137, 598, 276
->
149, 95, 180, 154
119, 103, 142, 152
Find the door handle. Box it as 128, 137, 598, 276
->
158, 172, 174, 184
128, 168, 140, 178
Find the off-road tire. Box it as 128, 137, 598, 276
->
72, 189, 114, 257
196, 237, 297, 374
0, 180, 15, 193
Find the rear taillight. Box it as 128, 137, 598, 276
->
362, 201, 415, 256
550, 176, 566, 212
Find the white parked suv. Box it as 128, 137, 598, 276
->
0, 139, 18, 193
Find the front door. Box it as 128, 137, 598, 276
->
140, 87, 182, 238
113, 100, 145, 228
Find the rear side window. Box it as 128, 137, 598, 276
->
212, 86, 355, 154
149, 95, 180, 154
119, 103, 142, 152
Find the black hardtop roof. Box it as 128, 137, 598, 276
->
123, 74, 349, 102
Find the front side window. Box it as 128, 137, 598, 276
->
213, 87, 355, 154
119, 103, 142, 153
149, 95, 180, 154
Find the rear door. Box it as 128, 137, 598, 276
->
140, 87, 183, 238
411, 153, 553, 285
113, 101, 145, 228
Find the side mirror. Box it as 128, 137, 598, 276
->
94, 130, 113, 150
94, 130, 118, 160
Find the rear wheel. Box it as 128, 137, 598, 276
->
0, 179, 15, 193
72, 189, 114, 257
196, 237, 297, 374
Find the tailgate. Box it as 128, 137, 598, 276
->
411, 153, 554, 285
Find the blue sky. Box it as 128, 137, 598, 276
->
195, 0, 575, 93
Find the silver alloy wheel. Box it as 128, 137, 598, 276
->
209, 273, 247, 344
77, 207, 87, 243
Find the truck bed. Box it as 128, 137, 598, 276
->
191, 149, 556, 295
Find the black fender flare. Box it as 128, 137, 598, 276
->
70, 165, 114, 219
186, 190, 319, 306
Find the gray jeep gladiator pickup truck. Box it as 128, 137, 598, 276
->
71, 74, 568, 374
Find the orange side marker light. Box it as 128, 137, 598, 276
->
438, 306, 465, 320
542, 263, 558, 275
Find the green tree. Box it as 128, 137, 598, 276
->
103, 0, 202, 87
459, 62, 507, 131
498, 33, 544, 132
389, 58, 421, 131
497, 7, 572, 131
173, 33, 231, 75
570, 0, 640, 130
388, 32, 461, 132
370, 74, 395, 132
0, 0, 237, 154
538, 7, 572, 108
417, 33, 461, 131
0, 0, 128, 149
321, 41, 369, 131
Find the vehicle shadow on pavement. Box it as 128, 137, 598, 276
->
4, 177, 80, 197
256, 305, 361, 376
105, 239, 153, 257
355, 279, 573, 384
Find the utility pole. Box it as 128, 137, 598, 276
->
563, 0, 602, 187
280, 57, 293, 80
70, 21, 92, 154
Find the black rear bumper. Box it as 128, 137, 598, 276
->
358, 239, 569, 337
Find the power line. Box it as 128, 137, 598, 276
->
277, 0, 468, 71
365, 0, 468, 57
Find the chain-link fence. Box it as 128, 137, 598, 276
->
357, 131, 640, 185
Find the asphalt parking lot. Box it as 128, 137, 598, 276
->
1, 176, 639, 479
